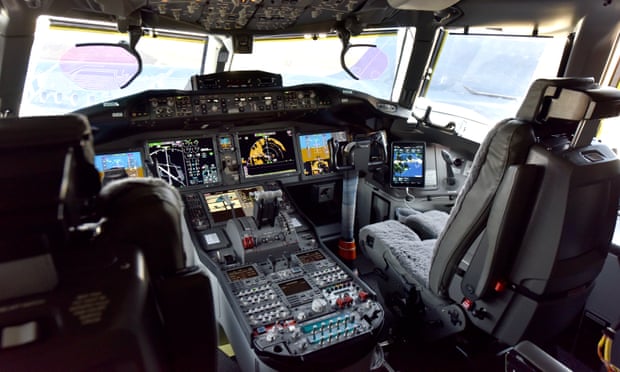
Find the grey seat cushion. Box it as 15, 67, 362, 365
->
360, 220, 436, 287
404, 210, 450, 239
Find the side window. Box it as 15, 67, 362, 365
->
416, 30, 566, 143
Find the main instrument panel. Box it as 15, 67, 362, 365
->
86, 81, 400, 370
93, 125, 385, 369
94, 126, 350, 192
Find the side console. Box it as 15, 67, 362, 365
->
184, 184, 384, 371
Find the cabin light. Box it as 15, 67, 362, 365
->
304, 34, 312, 39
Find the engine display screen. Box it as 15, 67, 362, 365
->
279, 278, 312, 296
238, 129, 297, 178
94, 151, 145, 179
204, 186, 262, 223
227, 266, 259, 282
148, 137, 219, 188
299, 131, 347, 176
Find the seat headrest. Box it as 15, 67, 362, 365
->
0, 114, 100, 254
516, 77, 620, 124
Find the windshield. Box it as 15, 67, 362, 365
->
20, 17, 565, 145
417, 31, 566, 142
20, 19, 411, 117
230, 29, 412, 101
19, 17, 206, 116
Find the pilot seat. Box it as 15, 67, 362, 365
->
0, 114, 216, 371
360, 77, 620, 345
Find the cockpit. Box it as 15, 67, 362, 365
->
1, 1, 620, 371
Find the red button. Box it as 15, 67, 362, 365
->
462, 298, 473, 310
494, 281, 506, 292
358, 291, 368, 301
336, 297, 345, 309
242, 236, 255, 249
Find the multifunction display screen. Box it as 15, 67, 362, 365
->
204, 186, 261, 223
278, 278, 312, 296
94, 151, 145, 179
227, 266, 259, 282
148, 137, 219, 188
299, 131, 347, 176
296, 250, 326, 264
238, 129, 297, 178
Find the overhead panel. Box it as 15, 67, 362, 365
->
148, 0, 364, 32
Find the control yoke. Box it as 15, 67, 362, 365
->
329, 130, 388, 172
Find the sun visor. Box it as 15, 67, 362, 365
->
388, 0, 460, 11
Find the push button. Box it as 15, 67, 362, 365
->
2, 321, 38, 349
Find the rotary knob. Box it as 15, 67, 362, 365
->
311, 297, 328, 313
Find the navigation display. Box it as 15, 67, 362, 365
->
94, 151, 145, 179
148, 137, 219, 188
299, 131, 347, 176
390, 141, 425, 188
238, 129, 297, 178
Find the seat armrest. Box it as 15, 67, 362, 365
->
506, 340, 571, 371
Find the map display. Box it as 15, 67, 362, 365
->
390, 142, 425, 187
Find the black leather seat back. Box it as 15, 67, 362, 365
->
0, 114, 100, 301
0, 115, 99, 236
444, 78, 620, 344
0, 114, 217, 370
428, 119, 536, 296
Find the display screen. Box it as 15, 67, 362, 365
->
227, 266, 259, 282
148, 137, 219, 188
279, 278, 312, 296
204, 186, 262, 223
296, 250, 326, 264
238, 129, 297, 178
219, 135, 233, 150
299, 131, 347, 176
390, 141, 425, 188
94, 151, 145, 179
205, 191, 245, 222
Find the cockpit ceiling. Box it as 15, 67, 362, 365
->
57, 0, 414, 35
17, 0, 616, 36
